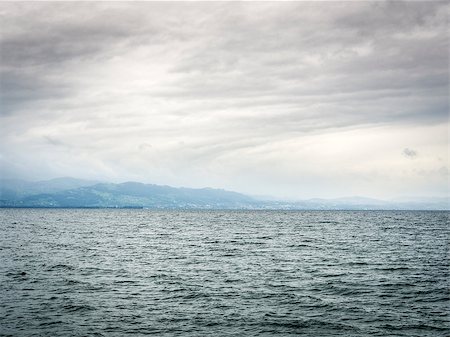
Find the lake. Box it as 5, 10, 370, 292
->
1, 209, 449, 336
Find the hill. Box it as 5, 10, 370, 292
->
0, 178, 448, 210
1, 180, 257, 209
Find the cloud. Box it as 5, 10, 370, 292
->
0, 1, 448, 198
403, 148, 418, 158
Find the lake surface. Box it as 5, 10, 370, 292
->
1, 209, 449, 336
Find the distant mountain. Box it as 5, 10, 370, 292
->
1, 180, 257, 209
294, 196, 449, 211
0, 178, 448, 210
0, 177, 101, 201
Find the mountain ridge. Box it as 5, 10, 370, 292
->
0, 178, 448, 210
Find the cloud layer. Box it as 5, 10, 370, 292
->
1, 1, 448, 198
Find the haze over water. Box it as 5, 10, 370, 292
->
1, 209, 448, 336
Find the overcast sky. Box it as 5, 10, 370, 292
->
0, 1, 448, 199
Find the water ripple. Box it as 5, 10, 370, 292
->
0, 209, 449, 336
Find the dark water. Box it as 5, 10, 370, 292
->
0, 209, 449, 336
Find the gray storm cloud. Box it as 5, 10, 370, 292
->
0, 1, 448, 199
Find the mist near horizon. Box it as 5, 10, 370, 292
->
1, 1, 449, 200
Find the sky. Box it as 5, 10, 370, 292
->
0, 1, 448, 199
